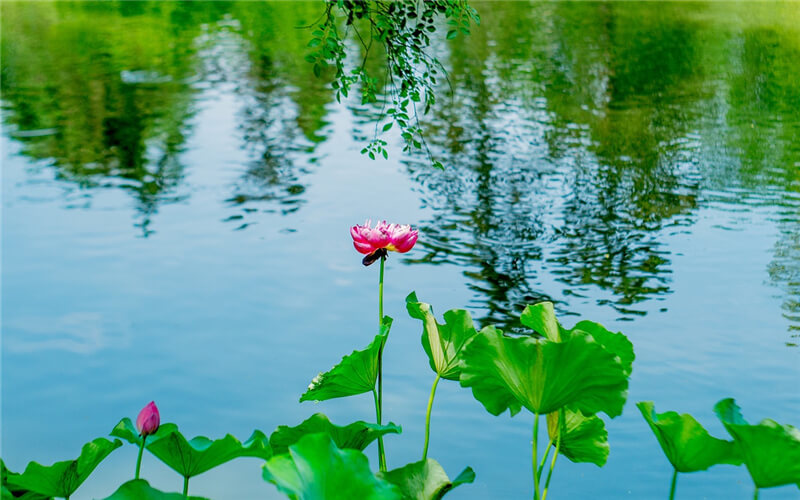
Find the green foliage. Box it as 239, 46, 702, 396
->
300, 317, 392, 402
306, 0, 480, 167
145, 427, 271, 479
262, 433, 402, 500
99, 480, 208, 500
546, 409, 609, 467
110, 418, 178, 447
380, 459, 474, 500
459, 326, 629, 418
714, 398, 800, 489
269, 413, 401, 456
405, 292, 479, 380
1, 460, 51, 500
637, 401, 742, 473
2, 438, 121, 499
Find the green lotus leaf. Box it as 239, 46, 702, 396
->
300, 317, 392, 402
110, 418, 179, 447
570, 321, 634, 377
715, 398, 800, 489
270, 413, 401, 456
146, 427, 271, 479
380, 458, 475, 500
519, 302, 563, 341
3, 438, 121, 499
406, 292, 479, 380
1, 460, 51, 500
459, 327, 628, 417
98, 479, 208, 500
262, 433, 402, 500
638, 401, 742, 473
546, 408, 609, 466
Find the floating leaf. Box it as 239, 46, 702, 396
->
637, 401, 742, 473
380, 459, 474, 500
3, 438, 121, 499
98, 479, 208, 500
406, 292, 478, 380
546, 409, 609, 466
269, 413, 401, 456
300, 317, 392, 402
262, 433, 401, 500
715, 398, 800, 489
146, 427, 271, 479
459, 327, 628, 417
110, 418, 178, 446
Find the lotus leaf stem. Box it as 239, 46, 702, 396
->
533, 412, 541, 500
753, 488, 759, 500
669, 468, 677, 500
422, 374, 441, 460
372, 388, 386, 471
537, 439, 553, 483
542, 418, 561, 500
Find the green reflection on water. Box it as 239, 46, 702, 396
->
2, 1, 799, 338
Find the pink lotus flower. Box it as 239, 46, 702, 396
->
136, 401, 160, 437
351, 220, 419, 266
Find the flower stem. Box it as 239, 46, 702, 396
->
135, 435, 146, 479
183, 476, 189, 498
376, 256, 387, 471
372, 389, 386, 471
753, 487, 759, 500
422, 374, 441, 460
536, 440, 553, 483
669, 468, 678, 500
533, 413, 540, 500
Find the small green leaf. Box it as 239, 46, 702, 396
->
270, 413, 401, 456
459, 327, 628, 417
99, 479, 208, 500
519, 302, 562, 341
110, 418, 178, 447
380, 459, 474, 500
715, 398, 800, 488
406, 292, 479, 380
547, 409, 609, 466
146, 428, 271, 479
300, 317, 392, 402
446, 30, 457, 40
4, 438, 122, 499
262, 433, 401, 500
638, 401, 742, 473
382, 122, 393, 132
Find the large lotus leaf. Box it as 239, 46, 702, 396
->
146, 427, 271, 479
715, 398, 800, 488
1, 460, 51, 500
98, 479, 208, 500
110, 419, 179, 447
262, 433, 401, 500
546, 409, 609, 466
520, 302, 563, 341
4, 438, 121, 498
459, 327, 628, 417
637, 401, 741, 473
380, 459, 475, 500
520, 303, 634, 376
570, 321, 634, 376
406, 292, 479, 380
300, 317, 392, 402
270, 413, 401, 456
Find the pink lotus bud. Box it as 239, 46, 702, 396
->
350, 220, 418, 265
136, 401, 160, 437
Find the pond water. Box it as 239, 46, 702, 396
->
2, 2, 800, 498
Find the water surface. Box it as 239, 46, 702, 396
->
2, 2, 800, 498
